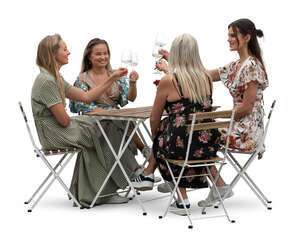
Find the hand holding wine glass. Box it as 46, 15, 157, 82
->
152, 32, 167, 74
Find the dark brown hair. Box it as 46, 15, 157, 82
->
80, 38, 112, 73
229, 18, 267, 77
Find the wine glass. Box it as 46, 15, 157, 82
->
155, 32, 167, 48
131, 52, 138, 71
121, 49, 132, 80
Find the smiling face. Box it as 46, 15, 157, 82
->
227, 26, 250, 52
55, 40, 70, 67
89, 43, 110, 69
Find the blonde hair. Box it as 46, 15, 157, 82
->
168, 34, 212, 103
36, 34, 66, 104
81, 38, 113, 73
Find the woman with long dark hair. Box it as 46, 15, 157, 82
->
198, 18, 269, 207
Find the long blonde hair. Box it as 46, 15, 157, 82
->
168, 34, 212, 103
36, 34, 66, 104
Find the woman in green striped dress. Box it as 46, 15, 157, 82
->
31, 34, 138, 207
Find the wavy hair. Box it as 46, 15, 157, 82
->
168, 34, 212, 103
36, 34, 66, 104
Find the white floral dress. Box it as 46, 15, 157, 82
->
218, 56, 269, 152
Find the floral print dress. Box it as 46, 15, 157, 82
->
69, 71, 129, 114
218, 56, 268, 152
153, 76, 221, 188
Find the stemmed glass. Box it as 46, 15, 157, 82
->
121, 49, 132, 80
131, 52, 139, 71
152, 32, 167, 74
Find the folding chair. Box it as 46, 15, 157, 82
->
221, 100, 276, 210
18, 102, 82, 212
158, 109, 236, 229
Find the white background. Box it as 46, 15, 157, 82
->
1, 0, 299, 240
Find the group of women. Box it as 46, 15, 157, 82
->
31, 18, 268, 214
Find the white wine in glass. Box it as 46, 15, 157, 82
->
121, 49, 132, 79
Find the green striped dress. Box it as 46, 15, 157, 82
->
31, 67, 137, 207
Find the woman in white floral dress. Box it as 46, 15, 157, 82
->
197, 18, 269, 207
211, 18, 268, 152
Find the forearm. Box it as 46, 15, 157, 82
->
208, 69, 221, 82
67, 76, 117, 103
127, 82, 137, 101
150, 118, 160, 140
234, 102, 254, 121
234, 82, 258, 121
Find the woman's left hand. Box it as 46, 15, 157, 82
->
129, 71, 139, 82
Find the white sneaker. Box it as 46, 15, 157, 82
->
103, 194, 129, 204
135, 167, 162, 183
157, 182, 174, 193
198, 185, 234, 207
131, 173, 154, 191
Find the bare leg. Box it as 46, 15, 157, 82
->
142, 153, 156, 175
132, 133, 144, 151
209, 165, 227, 187
177, 187, 188, 202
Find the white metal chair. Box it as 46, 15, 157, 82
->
19, 102, 82, 212
158, 109, 236, 229
220, 100, 276, 210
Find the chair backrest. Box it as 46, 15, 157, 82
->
185, 109, 235, 160
256, 100, 276, 155
18, 102, 40, 151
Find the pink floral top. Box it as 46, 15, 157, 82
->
218, 56, 269, 151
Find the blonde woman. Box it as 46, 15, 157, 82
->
31, 34, 138, 207
133, 34, 221, 215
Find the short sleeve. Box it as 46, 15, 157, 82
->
62, 77, 72, 92
243, 59, 268, 90
218, 62, 235, 88
117, 77, 129, 107
39, 79, 63, 108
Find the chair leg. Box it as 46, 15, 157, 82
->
226, 152, 271, 209
159, 161, 193, 228
206, 166, 235, 223
228, 152, 272, 204
28, 153, 81, 211
40, 153, 81, 208
25, 154, 67, 205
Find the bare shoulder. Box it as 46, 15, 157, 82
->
158, 74, 172, 88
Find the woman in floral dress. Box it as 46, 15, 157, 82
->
133, 33, 221, 215
198, 18, 269, 207
156, 19, 268, 208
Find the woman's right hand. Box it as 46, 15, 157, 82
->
155, 60, 168, 73
111, 67, 128, 81
158, 49, 169, 61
